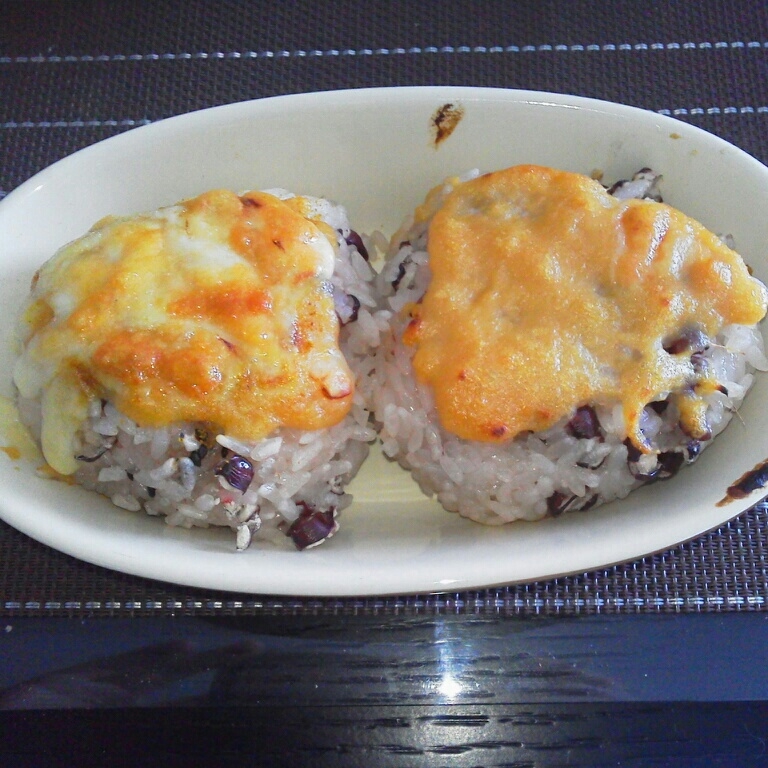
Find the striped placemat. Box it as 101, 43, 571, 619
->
2, 0, 768, 615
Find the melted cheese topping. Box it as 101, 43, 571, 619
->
404, 165, 768, 447
14, 189, 354, 474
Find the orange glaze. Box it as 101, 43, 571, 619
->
404, 165, 768, 448
19, 190, 353, 466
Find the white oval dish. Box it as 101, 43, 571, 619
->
1, 86, 767, 596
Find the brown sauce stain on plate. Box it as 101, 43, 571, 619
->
431, 103, 464, 147
717, 458, 768, 506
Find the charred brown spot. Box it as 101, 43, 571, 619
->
489, 424, 509, 438
272, 238, 285, 251
431, 102, 464, 147
717, 458, 768, 506
458, 370, 467, 381
240, 196, 263, 208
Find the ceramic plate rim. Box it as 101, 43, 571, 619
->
1, 86, 767, 596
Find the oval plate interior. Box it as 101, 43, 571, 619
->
0, 86, 767, 596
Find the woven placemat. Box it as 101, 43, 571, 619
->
2, 0, 768, 615
2, 501, 767, 616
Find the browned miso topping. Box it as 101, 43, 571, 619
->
404, 165, 768, 447
20, 190, 353, 467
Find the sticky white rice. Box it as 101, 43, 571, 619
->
369, 170, 768, 525
16, 192, 382, 550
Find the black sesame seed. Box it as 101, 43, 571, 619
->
189, 444, 209, 467
392, 261, 407, 289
